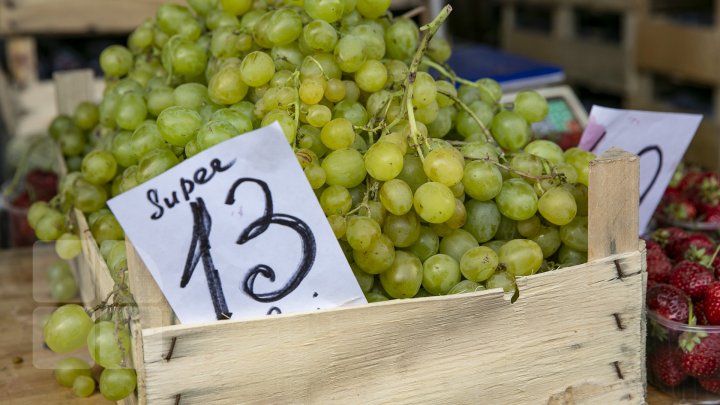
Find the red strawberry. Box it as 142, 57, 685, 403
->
653, 227, 689, 256
692, 175, 720, 206
670, 261, 715, 300
681, 333, 720, 378
646, 240, 673, 284
695, 301, 710, 325
673, 234, 715, 262
662, 196, 697, 222
647, 284, 690, 323
700, 377, 720, 394
704, 206, 720, 225
649, 344, 687, 387
679, 171, 707, 192
704, 283, 720, 325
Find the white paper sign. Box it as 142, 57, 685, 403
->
578, 106, 702, 234
108, 123, 366, 324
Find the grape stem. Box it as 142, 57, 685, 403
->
420, 57, 475, 88
404, 4, 453, 161
437, 88, 496, 145
402, 5, 427, 19
467, 156, 561, 183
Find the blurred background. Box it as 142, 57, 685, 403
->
0, 0, 714, 247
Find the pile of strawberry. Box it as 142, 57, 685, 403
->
647, 227, 720, 393
658, 169, 720, 224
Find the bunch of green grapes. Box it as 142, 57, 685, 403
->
30, 0, 595, 310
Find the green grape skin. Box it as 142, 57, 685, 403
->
355, 60, 387, 93
49, 115, 75, 140
379, 179, 413, 216
365, 291, 389, 303
197, 120, 238, 150
321, 118, 355, 150
463, 200, 501, 243
448, 280, 484, 295
350, 24, 386, 61
73, 102, 99, 130
58, 127, 86, 157
48, 261, 74, 282
439, 228, 479, 263
303, 20, 338, 53
114, 92, 147, 131
494, 215, 520, 241
422, 253, 461, 295
27, 201, 50, 229
486, 271, 514, 293
509, 152, 543, 181
498, 239, 544, 277
320, 185, 352, 216
50, 276, 78, 302
564, 183, 589, 216
35, 209, 66, 241
531, 226, 562, 258
413, 182, 456, 224
157, 106, 202, 146
364, 141, 404, 181
558, 244, 588, 267
332, 100, 369, 127
565, 148, 596, 187
427, 106, 455, 139
490, 111, 530, 152
170, 39, 208, 77
463, 161, 503, 201
82, 150, 117, 185
241, 51, 275, 87
379, 251, 423, 299
73, 178, 108, 213
383, 212, 421, 248
321, 148, 367, 188
334, 35, 367, 73
87, 321, 132, 369
538, 186, 578, 226
360, 201, 387, 227
72, 375, 96, 398
136, 148, 180, 184
262, 109, 297, 144
461, 246, 499, 282
559, 216, 588, 252
100, 45, 133, 77
131, 122, 165, 159
427, 36, 452, 63
99, 368, 137, 401
91, 213, 125, 244
385, 18, 419, 61
456, 100, 494, 139
221, 0, 252, 15
524, 139, 564, 164
54, 357, 92, 387
352, 264, 374, 293
147, 87, 176, 117
207, 67, 248, 106
483, 240, 506, 253
412, 72, 437, 108
267, 8, 303, 46
353, 234, 396, 274
112, 131, 137, 168
422, 147, 463, 187
514, 90, 549, 123
516, 215, 541, 238
346, 216, 381, 250
327, 213, 346, 237
408, 226, 440, 262
356, 0, 390, 18
44, 304, 93, 353
477, 78, 503, 105
495, 179, 538, 221
55, 233, 82, 260
305, 0, 345, 23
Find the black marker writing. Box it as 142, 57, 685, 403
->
226, 178, 317, 303
266, 307, 282, 315
638, 145, 663, 204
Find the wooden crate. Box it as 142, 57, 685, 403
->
500, 0, 640, 100
53, 71, 647, 404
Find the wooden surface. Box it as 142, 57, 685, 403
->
0, 247, 111, 404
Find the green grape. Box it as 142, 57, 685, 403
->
325, 78, 346, 102
414, 100, 439, 125
383, 212, 421, 247
332, 100, 369, 127
477, 78, 503, 105
408, 226, 440, 262
35, 209, 66, 241
346, 216, 381, 250
58, 127, 86, 157
514, 90, 549, 123
538, 186, 577, 226
460, 246, 498, 282
385, 60, 409, 86
444, 199, 467, 229
197, 120, 238, 150
44, 304, 93, 353
48, 261, 73, 282
498, 239, 543, 277
379, 251, 423, 299
216, 107, 254, 133
334, 35, 367, 73
559, 216, 588, 252
267, 8, 302, 45
114, 92, 147, 131
353, 234, 395, 274
427, 36, 451, 63
365, 291, 389, 303
412, 71, 437, 108
157, 106, 202, 146
304, 163, 326, 189
355, 60, 387, 93
439, 228, 478, 262
300, 76, 326, 105
241, 51, 275, 87
221, 0, 252, 15
91, 213, 125, 244
50, 276, 77, 302
352, 264, 374, 293
509, 152, 543, 181
72, 375, 96, 398
531, 226, 562, 258
28, 201, 50, 229
435, 80, 456, 107
413, 182, 455, 224
483, 240, 506, 253
320, 118, 355, 150
364, 142, 403, 181
303, 20, 338, 53
87, 321, 132, 369
55, 233, 82, 260
422, 148, 463, 187
516, 215, 541, 238
73, 102, 99, 130
188, 0, 219, 15
495, 215, 520, 240
356, 0, 390, 18
100, 45, 133, 77
320, 185, 352, 216
305, 0, 344, 23
131, 122, 165, 159
173, 83, 209, 110
491, 111, 529, 152
111, 130, 137, 167
463, 161, 502, 201
170, 39, 208, 77
379, 179, 413, 216
525, 139, 564, 164
565, 183, 589, 216
100, 240, 121, 262
73, 176, 109, 213
307, 104, 332, 128
558, 244, 587, 267
136, 148, 180, 184
99, 368, 137, 401
427, 106, 455, 139
495, 178, 538, 221
463, 200, 501, 243
565, 148, 596, 187
297, 125, 328, 157
81, 150, 117, 185
422, 254, 461, 295
107, 242, 128, 280
54, 357, 92, 387
385, 18, 419, 61
486, 271, 514, 293
49, 115, 75, 140
448, 280, 483, 295
343, 80, 361, 103
321, 148, 367, 188
262, 109, 297, 143
147, 87, 176, 117
456, 100, 493, 139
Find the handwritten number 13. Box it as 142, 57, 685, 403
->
181, 178, 317, 320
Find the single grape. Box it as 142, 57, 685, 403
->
383, 212, 421, 247
321, 148, 367, 188
50, 276, 78, 302
87, 321, 132, 369
379, 251, 423, 299
99, 368, 137, 401
267, 8, 303, 46
73, 102, 99, 130
157, 106, 202, 147
55, 233, 82, 260
72, 375, 96, 398
558, 244, 588, 267
352, 264, 374, 293
346, 216, 381, 251
525, 139, 564, 164
355, 60, 387, 93
461, 246, 498, 282
531, 226, 562, 258
495, 179, 538, 221
559, 216, 588, 252
364, 141, 404, 181
491, 111, 530, 152
448, 280, 484, 295
353, 234, 396, 274
209, 66, 249, 105
320, 186, 352, 216
81, 150, 117, 185
439, 228, 479, 262
385, 18, 419, 61
35, 209, 67, 241
408, 226, 440, 262
486, 271, 514, 293
240, 51, 275, 87
514, 90, 549, 123
27, 201, 50, 229
305, 0, 345, 23
463, 199, 501, 243
413, 182, 455, 224
422, 254, 461, 295
498, 239, 543, 277
538, 186, 578, 226
44, 304, 93, 353
379, 179, 413, 216
136, 148, 180, 184
463, 160, 502, 201
100, 45, 132, 77
422, 147, 463, 187
54, 357, 92, 387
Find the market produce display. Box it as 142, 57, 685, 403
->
657, 166, 720, 229
26, 0, 596, 400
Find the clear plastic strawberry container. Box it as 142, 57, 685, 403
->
648, 310, 720, 403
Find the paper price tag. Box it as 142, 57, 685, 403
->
108, 123, 366, 324
578, 106, 702, 234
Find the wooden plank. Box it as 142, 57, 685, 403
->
588, 148, 640, 260
126, 240, 175, 329
53, 69, 96, 116
137, 249, 645, 404
636, 17, 720, 85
